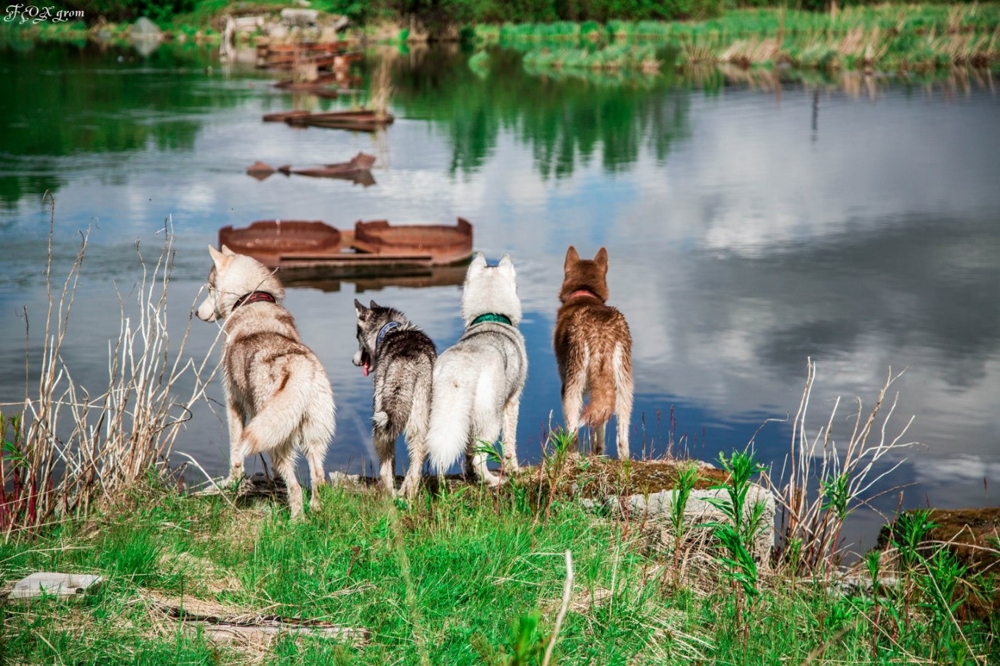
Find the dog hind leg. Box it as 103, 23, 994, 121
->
561, 367, 587, 452
613, 343, 634, 460
226, 399, 246, 484
303, 434, 327, 511
374, 426, 397, 495
271, 444, 304, 519
399, 391, 430, 500
470, 418, 502, 486
501, 389, 521, 473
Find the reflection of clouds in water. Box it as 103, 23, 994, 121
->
468, 93, 1000, 497
914, 455, 1000, 492
1, 80, 999, 519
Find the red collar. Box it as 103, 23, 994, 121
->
233, 291, 277, 310
568, 289, 601, 301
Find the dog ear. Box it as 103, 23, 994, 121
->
467, 252, 487, 275
564, 246, 580, 271
354, 298, 366, 315
220, 245, 236, 257
208, 245, 231, 270
595, 247, 609, 272
369, 300, 379, 310
498, 253, 516, 278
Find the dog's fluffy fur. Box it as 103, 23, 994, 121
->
196, 245, 335, 517
426, 253, 527, 484
554, 246, 633, 458
352, 299, 436, 498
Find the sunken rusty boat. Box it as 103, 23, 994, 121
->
218, 218, 473, 279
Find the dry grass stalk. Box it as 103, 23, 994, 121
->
720, 37, 782, 67
542, 549, 573, 666
0, 204, 222, 536
769, 359, 917, 574
679, 37, 718, 67
367, 58, 393, 120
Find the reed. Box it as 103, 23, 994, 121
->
769, 359, 917, 575
367, 58, 393, 120
476, 7, 1000, 73
0, 202, 220, 536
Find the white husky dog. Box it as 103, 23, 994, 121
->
196, 245, 335, 518
426, 253, 527, 485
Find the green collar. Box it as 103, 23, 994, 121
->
470, 313, 512, 327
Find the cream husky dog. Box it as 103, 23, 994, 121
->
196, 245, 335, 518
426, 253, 527, 484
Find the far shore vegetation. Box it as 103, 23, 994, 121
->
3, 2, 999, 75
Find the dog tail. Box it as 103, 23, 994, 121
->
239, 366, 335, 458
581, 347, 616, 429
426, 357, 475, 475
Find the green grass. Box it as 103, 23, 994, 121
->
2, 470, 997, 664
10, 3, 1000, 74
478, 6, 1000, 73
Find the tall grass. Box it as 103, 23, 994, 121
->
770, 359, 916, 575
366, 58, 393, 119
0, 202, 219, 535
477, 7, 1000, 73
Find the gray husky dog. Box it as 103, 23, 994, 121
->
426, 253, 527, 485
352, 299, 437, 498
196, 245, 335, 518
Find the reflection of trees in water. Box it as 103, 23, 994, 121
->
381, 48, 692, 179
0, 175, 63, 212
0, 42, 238, 206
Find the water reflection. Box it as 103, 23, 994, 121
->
1, 42, 999, 549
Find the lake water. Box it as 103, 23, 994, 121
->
2, 40, 999, 550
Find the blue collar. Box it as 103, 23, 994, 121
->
376, 321, 401, 349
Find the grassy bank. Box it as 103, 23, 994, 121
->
473, 5, 1000, 73
2, 459, 998, 663
6, 3, 999, 76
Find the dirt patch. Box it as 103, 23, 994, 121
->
878, 507, 1000, 619
515, 456, 731, 502
879, 507, 1000, 576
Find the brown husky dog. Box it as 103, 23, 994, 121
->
553, 246, 634, 458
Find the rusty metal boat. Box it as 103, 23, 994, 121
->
283, 110, 394, 132
217, 218, 473, 277
261, 152, 376, 186
219, 220, 342, 268
255, 42, 348, 70
263, 110, 312, 123
275, 152, 376, 177
352, 218, 472, 264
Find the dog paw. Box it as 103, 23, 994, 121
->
223, 473, 244, 490
372, 411, 389, 428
